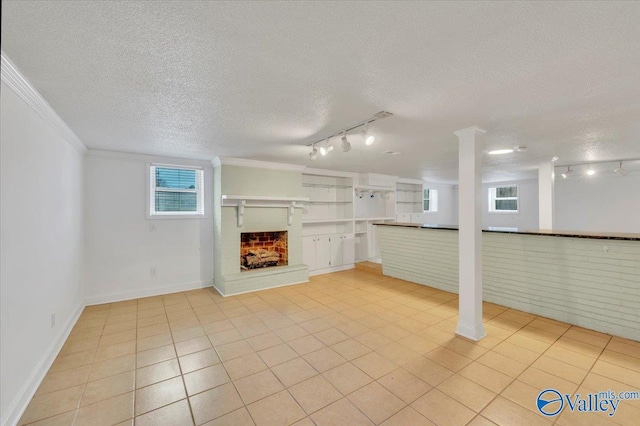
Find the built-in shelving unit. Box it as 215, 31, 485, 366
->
395, 181, 423, 215
301, 172, 425, 269
302, 172, 356, 275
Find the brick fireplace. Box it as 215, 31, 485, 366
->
240, 231, 288, 271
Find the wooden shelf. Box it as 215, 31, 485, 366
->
307, 201, 353, 204
303, 183, 352, 189
303, 218, 354, 224
221, 195, 308, 227
354, 185, 395, 192
355, 217, 396, 221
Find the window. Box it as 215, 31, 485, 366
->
423, 188, 438, 212
489, 185, 518, 213
148, 164, 205, 218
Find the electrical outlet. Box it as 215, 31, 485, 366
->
150, 267, 157, 277
51, 313, 56, 328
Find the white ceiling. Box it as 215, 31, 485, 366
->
2, 1, 640, 183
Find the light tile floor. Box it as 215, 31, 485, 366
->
19, 269, 640, 425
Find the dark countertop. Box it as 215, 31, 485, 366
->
373, 222, 640, 241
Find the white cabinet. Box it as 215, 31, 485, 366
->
342, 234, 355, 265
303, 235, 331, 271
304, 233, 354, 273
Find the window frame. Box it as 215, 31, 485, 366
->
488, 184, 519, 214
147, 163, 206, 219
423, 187, 438, 213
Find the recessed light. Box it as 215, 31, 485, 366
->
488, 149, 514, 155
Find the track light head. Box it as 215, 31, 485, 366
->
341, 133, 351, 152
308, 145, 317, 161
561, 166, 572, 179
360, 122, 375, 146
615, 162, 628, 176
319, 146, 327, 156
586, 168, 596, 176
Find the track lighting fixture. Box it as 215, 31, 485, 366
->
308, 144, 317, 161
341, 132, 351, 152
360, 122, 375, 145
614, 162, 628, 176
558, 159, 639, 178
303, 111, 393, 158
319, 138, 328, 156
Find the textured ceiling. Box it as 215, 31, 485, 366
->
2, 1, 640, 182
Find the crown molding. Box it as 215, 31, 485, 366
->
396, 177, 425, 185
1, 51, 87, 155
86, 149, 213, 168
302, 167, 358, 178
213, 156, 306, 172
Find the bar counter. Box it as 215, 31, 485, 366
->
374, 222, 640, 341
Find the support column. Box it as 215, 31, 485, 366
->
454, 126, 486, 341
538, 161, 554, 230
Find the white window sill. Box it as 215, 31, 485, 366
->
147, 213, 207, 220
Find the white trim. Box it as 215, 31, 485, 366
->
86, 149, 212, 168
84, 280, 212, 306
303, 167, 358, 178
221, 195, 308, 203
396, 177, 425, 185
1, 302, 84, 426
213, 156, 306, 172
308, 264, 355, 276
213, 279, 310, 297
1, 51, 87, 155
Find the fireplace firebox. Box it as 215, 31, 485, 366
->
240, 231, 288, 271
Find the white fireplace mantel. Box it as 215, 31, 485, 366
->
221, 195, 309, 227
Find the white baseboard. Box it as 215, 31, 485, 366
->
212, 279, 310, 297
308, 264, 355, 276
2, 302, 84, 426
84, 280, 213, 306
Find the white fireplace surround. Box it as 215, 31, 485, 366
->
213, 161, 309, 296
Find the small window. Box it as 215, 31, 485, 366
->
489, 185, 518, 213
148, 164, 205, 218
423, 188, 438, 212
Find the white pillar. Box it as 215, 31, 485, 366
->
454, 126, 486, 341
538, 161, 554, 230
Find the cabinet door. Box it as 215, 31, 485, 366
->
302, 236, 317, 271
342, 234, 355, 265
315, 236, 331, 270
329, 235, 343, 268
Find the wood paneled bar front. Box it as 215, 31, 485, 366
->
375, 222, 640, 341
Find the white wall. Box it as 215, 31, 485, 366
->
84, 152, 214, 304
483, 179, 538, 230
555, 173, 640, 233
1, 81, 85, 425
